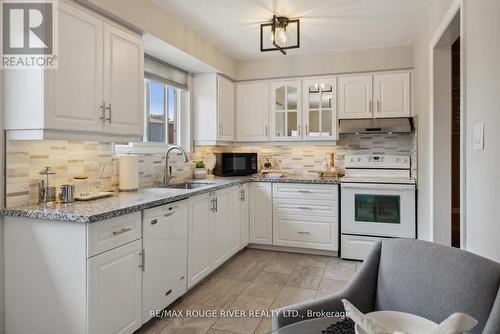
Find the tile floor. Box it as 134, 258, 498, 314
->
137, 248, 361, 334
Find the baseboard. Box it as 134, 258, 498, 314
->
248, 243, 339, 257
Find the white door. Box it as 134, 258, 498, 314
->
340, 183, 416, 238
45, 2, 104, 132
229, 186, 242, 254
249, 182, 273, 245
270, 81, 302, 141
240, 184, 250, 249
212, 190, 232, 267
88, 240, 142, 334
188, 193, 213, 288
103, 23, 144, 136
338, 75, 373, 119
302, 77, 338, 141
142, 202, 188, 323
218, 76, 235, 141
373, 72, 411, 118
236, 82, 269, 142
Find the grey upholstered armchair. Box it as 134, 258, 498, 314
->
273, 239, 500, 334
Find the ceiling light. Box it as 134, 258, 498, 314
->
260, 15, 300, 55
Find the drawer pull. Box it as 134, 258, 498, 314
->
151, 219, 158, 225
297, 231, 311, 235
297, 190, 311, 193
112, 227, 132, 236
298, 206, 312, 210
164, 212, 175, 218
165, 289, 172, 296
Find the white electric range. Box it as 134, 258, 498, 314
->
340, 155, 416, 261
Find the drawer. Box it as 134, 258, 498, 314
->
273, 216, 338, 251
87, 212, 142, 257
273, 183, 338, 200
274, 198, 337, 218
340, 235, 385, 261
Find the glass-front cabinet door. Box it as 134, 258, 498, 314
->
302, 78, 338, 141
270, 81, 302, 141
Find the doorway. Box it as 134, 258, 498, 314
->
431, 7, 463, 247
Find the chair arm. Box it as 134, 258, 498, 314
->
272, 241, 382, 330
482, 286, 500, 334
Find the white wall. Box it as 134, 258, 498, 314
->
413, 0, 456, 241
236, 46, 414, 81
463, 0, 500, 262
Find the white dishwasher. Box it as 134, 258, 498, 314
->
142, 200, 188, 323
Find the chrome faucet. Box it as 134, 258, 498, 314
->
163, 145, 189, 186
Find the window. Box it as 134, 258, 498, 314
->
144, 79, 182, 145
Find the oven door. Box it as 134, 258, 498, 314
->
341, 183, 416, 238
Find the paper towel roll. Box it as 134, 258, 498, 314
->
119, 155, 139, 191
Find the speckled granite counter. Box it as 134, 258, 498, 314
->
1, 176, 340, 223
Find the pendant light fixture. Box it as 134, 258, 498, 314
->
260, 15, 300, 55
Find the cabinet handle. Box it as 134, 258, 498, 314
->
298, 125, 301, 136
369, 100, 373, 114
265, 126, 268, 137
210, 198, 215, 212
112, 227, 131, 236
215, 197, 218, 212
165, 289, 172, 296
298, 206, 312, 210
377, 100, 381, 113
163, 212, 175, 218
99, 102, 106, 120
151, 219, 158, 225
305, 124, 309, 136
105, 104, 112, 122
297, 190, 311, 193
139, 249, 145, 271
297, 231, 311, 235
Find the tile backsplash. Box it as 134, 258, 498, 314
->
5, 133, 416, 207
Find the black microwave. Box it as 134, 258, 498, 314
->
213, 153, 258, 176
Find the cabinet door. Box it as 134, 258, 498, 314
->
302, 78, 338, 141
338, 75, 373, 119
229, 186, 242, 255
373, 72, 411, 118
45, 2, 103, 132
240, 184, 250, 249
236, 82, 269, 142
270, 81, 302, 141
143, 202, 188, 323
88, 239, 142, 334
103, 23, 144, 136
249, 183, 273, 245
212, 190, 232, 267
188, 193, 213, 288
218, 76, 235, 141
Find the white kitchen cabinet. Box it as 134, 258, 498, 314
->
102, 23, 144, 135
270, 80, 302, 141
188, 193, 214, 288
338, 75, 373, 119
212, 188, 232, 267
249, 182, 273, 245
142, 201, 188, 323
88, 239, 143, 334
373, 72, 411, 118
236, 82, 269, 142
4, 1, 144, 141
239, 184, 250, 249
194, 73, 235, 144
302, 77, 338, 141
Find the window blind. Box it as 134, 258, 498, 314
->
144, 54, 188, 90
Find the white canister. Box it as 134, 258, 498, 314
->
119, 155, 139, 191
73, 176, 90, 197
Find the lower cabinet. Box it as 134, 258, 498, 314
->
212, 188, 232, 268
249, 182, 273, 245
87, 239, 143, 334
239, 184, 250, 248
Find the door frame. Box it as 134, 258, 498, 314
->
429, 0, 466, 248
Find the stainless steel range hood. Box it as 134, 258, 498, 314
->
338, 118, 413, 134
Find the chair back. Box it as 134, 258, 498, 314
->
375, 239, 500, 333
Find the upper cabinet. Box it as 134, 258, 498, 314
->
4, 1, 144, 141
270, 80, 302, 141
338, 75, 373, 119
236, 81, 269, 142
194, 73, 235, 145
373, 72, 411, 118
302, 78, 338, 141
338, 72, 411, 120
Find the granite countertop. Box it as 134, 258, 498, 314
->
1, 176, 340, 223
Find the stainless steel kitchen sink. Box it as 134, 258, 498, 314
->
163, 182, 215, 190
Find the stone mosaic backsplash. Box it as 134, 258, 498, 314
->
4, 133, 415, 207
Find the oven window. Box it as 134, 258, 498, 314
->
225, 157, 247, 171
355, 194, 400, 224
